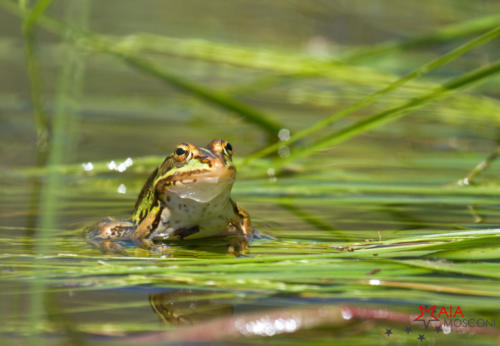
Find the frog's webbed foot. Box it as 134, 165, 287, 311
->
225, 234, 249, 257
233, 201, 275, 242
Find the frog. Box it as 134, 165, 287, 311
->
85, 139, 253, 256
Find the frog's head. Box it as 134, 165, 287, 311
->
155, 139, 235, 203
132, 139, 236, 224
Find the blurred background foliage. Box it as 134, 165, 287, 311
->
0, 0, 500, 344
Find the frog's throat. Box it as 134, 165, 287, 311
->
165, 173, 234, 203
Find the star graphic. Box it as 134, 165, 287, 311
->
414, 304, 439, 329
415, 305, 438, 321
405, 326, 412, 334
435, 326, 442, 333
385, 328, 392, 336
418, 334, 425, 342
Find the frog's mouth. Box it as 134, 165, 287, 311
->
166, 167, 235, 203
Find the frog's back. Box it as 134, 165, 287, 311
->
133, 156, 174, 223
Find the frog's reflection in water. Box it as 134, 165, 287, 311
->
149, 290, 234, 326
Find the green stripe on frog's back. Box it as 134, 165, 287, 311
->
132, 155, 173, 224
132, 169, 158, 224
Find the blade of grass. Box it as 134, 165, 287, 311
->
458, 146, 500, 185
23, 0, 88, 338
19, 0, 53, 155
109, 49, 283, 137
21, 0, 52, 33
245, 25, 500, 163
20, 0, 52, 339
105, 33, 397, 87
276, 200, 353, 241
342, 14, 500, 62
274, 60, 500, 169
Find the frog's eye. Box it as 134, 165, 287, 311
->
223, 141, 233, 157
174, 145, 190, 162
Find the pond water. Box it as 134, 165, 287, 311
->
1, 0, 500, 344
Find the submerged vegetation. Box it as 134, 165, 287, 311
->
1, 0, 500, 344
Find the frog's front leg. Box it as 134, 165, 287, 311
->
85, 217, 165, 255
84, 217, 136, 254
226, 201, 253, 256
234, 201, 253, 239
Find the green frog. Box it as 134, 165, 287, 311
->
85, 139, 253, 255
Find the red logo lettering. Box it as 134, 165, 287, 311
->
437, 306, 449, 318
454, 306, 464, 318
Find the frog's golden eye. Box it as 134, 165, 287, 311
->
207, 139, 232, 159
223, 141, 233, 157
174, 144, 190, 162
